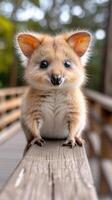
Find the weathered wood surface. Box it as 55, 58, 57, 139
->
0, 87, 27, 98
0, 109, 20, 129
0, 87, 24, 134
85, 89, 112, 111
101, 160, 112, 194
0, 141, 98, 200
0, 130, 26, 189
0, 97, 21, 113
85, 88, 112, 197
0, 122, 21, 145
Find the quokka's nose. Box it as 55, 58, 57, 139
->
51, 74, 62, 86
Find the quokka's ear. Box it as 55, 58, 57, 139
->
16, 33, 40, 58
67, 31, 92, 57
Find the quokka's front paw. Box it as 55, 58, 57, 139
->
62, 136, 85, 148
29, 137, 46, 147
62, 138, 77, 148
75, 136, 85, 146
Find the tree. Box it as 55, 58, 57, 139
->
101, 0, 112, 96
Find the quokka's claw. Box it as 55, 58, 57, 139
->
30, 137, 46, 147
62, 136, 86, 148
62, 138, 77, 148
75, 136, 85, 146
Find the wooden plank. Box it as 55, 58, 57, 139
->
0, 141, 98, 200
89, 158, 100, 192
102, 160, 112, 192
101, 125, 112, 160
0, 130, 26, 189
100, 160, 112, 195
103, 125, 112, 142
85, 89, 112, 112
0, 97, 21, 113
0, 109, 20, 129
0, 87, 27, 98
87, 132, 101, 157
0, 122, 21, 144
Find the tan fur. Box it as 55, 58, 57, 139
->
16, 31, 92, 147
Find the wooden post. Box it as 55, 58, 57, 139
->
102, 0, 112, 95
99, 109, 112, 195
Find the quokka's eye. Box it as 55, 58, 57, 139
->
40, 60, 49, 69
64, 60, 72, 68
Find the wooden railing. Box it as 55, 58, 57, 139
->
85, 89, 112, 196
0, 87, 27, 144
0, 86, 112, 199
0, 87, 98, 200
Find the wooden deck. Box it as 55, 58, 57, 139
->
0, 129, 26, 189
0, 136, 98, 200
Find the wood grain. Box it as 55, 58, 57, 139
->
0, 122, 21, 144
0, 109, 20, 129
0, 87, 27, 98
85, 89, 112, 112
0, 141, 98, 200
101, 160, 112, 194
0, 97, 22, 113
0, 130, 26, 189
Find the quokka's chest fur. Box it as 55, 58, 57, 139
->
22, 88, 86, 139
40, 90, 70, 138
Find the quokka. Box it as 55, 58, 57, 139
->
16, 30, 92, 150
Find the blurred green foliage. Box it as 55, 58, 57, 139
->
0, 18, 13, 68
0, 0, 109, 89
